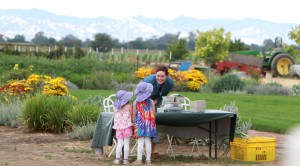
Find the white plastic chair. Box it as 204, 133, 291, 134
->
103, 94, 116, 113
102, 94, 118, 157
170, 93, 190, 110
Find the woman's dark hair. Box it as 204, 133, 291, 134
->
156, 65, 169, 76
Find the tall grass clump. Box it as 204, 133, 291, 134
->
212, 74, 245, 93
68, 103, 100, 127
23, 94, 74, 133
0, 99, 23, 127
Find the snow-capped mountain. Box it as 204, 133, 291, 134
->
0, 9, 297, 45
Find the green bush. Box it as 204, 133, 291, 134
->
68, 103, 100, 126
200, 75, 219, 93
242, 78, 261, 94
212, 74, 245, 93
23, 94, 73, 133
113, 72, 140, 84
67, 73, 84, 88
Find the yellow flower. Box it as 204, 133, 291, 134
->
133, 67, 208, 91
133, 67, 154, 79
13, 64, 19, 70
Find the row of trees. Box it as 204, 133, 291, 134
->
1, 25, 300, 64
2, 29, 299, 53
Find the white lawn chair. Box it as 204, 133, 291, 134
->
170, 93, 190, 110
102, 94, 118, 157
103, 94, 116, 113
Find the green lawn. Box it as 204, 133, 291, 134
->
70, 90, 300, 134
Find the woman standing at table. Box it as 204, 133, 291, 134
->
143, 65, 174, 110
143, 65, 174, 158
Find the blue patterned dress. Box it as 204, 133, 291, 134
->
134, 99, 156, 139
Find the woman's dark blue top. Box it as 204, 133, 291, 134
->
143, 74, 174, 108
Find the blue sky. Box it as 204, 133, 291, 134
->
0, 0, 299, 24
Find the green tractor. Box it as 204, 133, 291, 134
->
226, 37, 295, 76
262, 37, 295, 76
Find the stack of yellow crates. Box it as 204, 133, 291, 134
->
230, 137, 276, 162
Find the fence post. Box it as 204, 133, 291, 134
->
136, 49, 139, 70
169, 51, 172, 67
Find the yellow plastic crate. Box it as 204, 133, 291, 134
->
230, 137, 276, 162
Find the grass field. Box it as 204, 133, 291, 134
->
70, 90, 300, 134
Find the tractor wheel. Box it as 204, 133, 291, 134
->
271, 54, 295, 76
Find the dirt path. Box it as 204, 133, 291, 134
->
0, 126, 288, 166
0, 126, 106, 166
260, 77, 300, 88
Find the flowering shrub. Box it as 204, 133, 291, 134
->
133, 67, 208, 91
182, 69, 208, 91
0, 80, 28, 103
43, 77, 69, 96
133, 67, 155, 79
25, 74, 51, 95
0, 74, 76, 103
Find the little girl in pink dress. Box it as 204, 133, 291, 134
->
112, 90, 133, 165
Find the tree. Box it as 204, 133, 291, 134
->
229, 38, 249, 51
130, 37, 145, 49
262, 38, 274, 52
90, 33, 113, 52
31, 32, 49, 45
283, 44, 299, 58
165, 38, 189, 61
194, 28, 231, 65
8, 34, 26, 43
186, 31, 196, 51
157, 33, 179, 50
289, 25, 300, 46
82, 39, 92, 47
48, 37, 57, 45
59, 34, 82, 47
249, 43, 261, 50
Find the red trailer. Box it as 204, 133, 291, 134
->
214, 54, 263, 75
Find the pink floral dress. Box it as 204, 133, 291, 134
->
112, 104, 133, 130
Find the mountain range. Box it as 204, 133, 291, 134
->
0, 9, 297, 45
